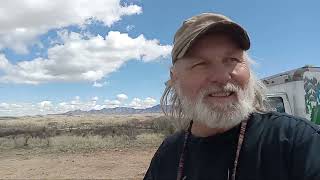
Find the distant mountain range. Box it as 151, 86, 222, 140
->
62, 104, 166, 115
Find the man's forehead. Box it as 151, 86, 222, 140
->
178, 49, 243, 62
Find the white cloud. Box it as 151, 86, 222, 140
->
0, 103, 10, 109
49, 97, 100, 113
69, 96, 81, 106
92, 104, 107, 110
144, 97, 157, 106
0, 96, 158, 116
10, 104, 23, 108
92, 96, 99, 101
58, 102, 77, 112
0, 54, 10, 69
128, 97, 157, 109
38, 101, 53, 111
58, 102, 67, 106
38, 101, 52, 108
93, 82, 103, 88
104, 99, 122, 108
116, 94, 128, 101
126, 25, 135, 31
93, 81, 108, 88
0, 31, 172, 84
0, 102, 28, 116
0, 0, 142, 53
129, 98, 142, 108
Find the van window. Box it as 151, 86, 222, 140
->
268, 97, 285, 113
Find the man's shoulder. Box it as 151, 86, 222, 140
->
149, 131, 185, 165
251, 111, 320, 136
254, 111, 318, 128
159, 130, 185, 151
143, 131, 184, 179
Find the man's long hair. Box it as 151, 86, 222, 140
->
160, 53, 269, 130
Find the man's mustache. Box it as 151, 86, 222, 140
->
199, 83, 241, 97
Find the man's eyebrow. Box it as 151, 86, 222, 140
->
179, 57, 200, 63
187, 57, 208, 65
224, 49, 239, 56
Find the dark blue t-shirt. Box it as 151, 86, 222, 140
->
144, 112, 320, 180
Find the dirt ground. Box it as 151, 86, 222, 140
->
0, 147, 157, 179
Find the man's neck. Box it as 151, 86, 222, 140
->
191, 122, 230, 137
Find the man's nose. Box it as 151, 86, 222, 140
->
205, 64, 232, 85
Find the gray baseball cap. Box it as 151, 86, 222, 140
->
172, 13, 250, 64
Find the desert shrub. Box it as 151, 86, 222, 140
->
151, 116, 176, 135
134, 133, 165, 147
0, 137, 14, 150
25, 136, 50, 148
0, 113, 174, 152
49, 135, 132, 152
0, 134, 50, 150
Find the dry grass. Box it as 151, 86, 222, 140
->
0, 113, 174, 153
0, 134, 164, 153
0, 113, 173, 179
0, 113, 163, 129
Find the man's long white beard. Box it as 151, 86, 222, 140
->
174, 76, 256, 130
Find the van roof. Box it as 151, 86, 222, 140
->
261, 66, 320, 86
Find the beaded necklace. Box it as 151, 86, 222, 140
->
176, 120, 248, 180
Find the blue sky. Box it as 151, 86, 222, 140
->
0, 0, 319, 116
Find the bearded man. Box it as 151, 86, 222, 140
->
144, 13, 320, 180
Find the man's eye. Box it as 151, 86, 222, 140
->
192, 62, 206, 68
226, 57, 241, 63
231, 57, 240, 62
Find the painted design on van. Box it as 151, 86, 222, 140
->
304, 75, 320, 125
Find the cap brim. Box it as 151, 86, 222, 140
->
177, 21, 250, 60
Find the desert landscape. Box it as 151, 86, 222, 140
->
0, 113, 175, 179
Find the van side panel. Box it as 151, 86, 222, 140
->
267, 81, 306, 118
303, 72, 320, 124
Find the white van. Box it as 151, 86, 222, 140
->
262, 66, 320, 125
